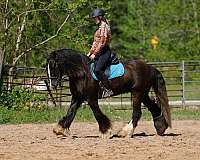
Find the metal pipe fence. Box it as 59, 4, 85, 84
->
1, 61, 200, 107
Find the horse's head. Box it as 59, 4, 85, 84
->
46, 48, 90, 89
46, 53, 62, 90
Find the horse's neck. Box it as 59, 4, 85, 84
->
62, 62, 88, 78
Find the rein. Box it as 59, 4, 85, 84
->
83, 59, 93, 75
44, 80, 56, 107
48, 60, 62, 85
153, 112, 163, 120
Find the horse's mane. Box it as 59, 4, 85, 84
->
49, 48, 89, 77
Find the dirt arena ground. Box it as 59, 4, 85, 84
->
0, 120, 200, 160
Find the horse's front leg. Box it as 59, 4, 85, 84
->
88, 99, 112, 138
53, 97, 82, 136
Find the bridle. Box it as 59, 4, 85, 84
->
47, 60, 62, 88
47, 62, 52, 87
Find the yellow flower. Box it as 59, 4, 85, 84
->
151, 35, 159, 49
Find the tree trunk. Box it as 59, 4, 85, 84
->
0, 49, 4, 80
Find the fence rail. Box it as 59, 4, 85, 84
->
1, 61, 200, 107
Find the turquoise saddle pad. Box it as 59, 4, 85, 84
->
90, 62, 125, 80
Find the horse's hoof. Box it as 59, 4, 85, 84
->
116, 129, 132, 138
116, 121, 134, 138
154, 115, 168, 136
101, 129, 112, 139
53, 125, 70, 137
116, 130, 127, 138
53, 124, 64, 135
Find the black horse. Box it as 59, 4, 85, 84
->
47, 48, 171, 137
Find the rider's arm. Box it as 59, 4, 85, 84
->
89, 40, 97, 56
93, 23, 109, 55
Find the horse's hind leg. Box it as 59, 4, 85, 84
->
117, 91, 142, 138
142, 95, 168, 135
88, 99, 112, 137
53, 97, 82, 136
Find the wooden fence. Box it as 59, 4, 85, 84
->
1, 61, 200, 107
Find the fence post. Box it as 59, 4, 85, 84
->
182, 61, 185, 107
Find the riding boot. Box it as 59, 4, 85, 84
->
100, 74, 113, 97
94, 69, 113, 97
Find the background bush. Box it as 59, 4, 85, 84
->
0, 87, 47, 111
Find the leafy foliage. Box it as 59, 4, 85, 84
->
111, 0, 200, 61
0, 0, 199, 68
0, 87, 47, 111
0, 0, 111, 67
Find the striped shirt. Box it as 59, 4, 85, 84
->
90, 21, 111, 55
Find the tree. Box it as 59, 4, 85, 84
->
111, 0, 200, 61
0, 0, 112, 66
0, 49, 3, 81
0, 0, 111, 89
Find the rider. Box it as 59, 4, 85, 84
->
87, 8, 113, 97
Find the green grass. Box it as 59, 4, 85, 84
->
0, 107, 65, 124
171, 107, 200, 120
0, 106, 200, 124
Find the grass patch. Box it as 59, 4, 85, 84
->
0, 106, 200, 124
76, 106, 200, 122
0, 107, 65, 124
171, 107, 200, 120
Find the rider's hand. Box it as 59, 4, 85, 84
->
87, 52, 91, 57
90, 54, 95, 59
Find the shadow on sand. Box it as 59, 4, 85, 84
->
110, 132, 182, 139
59, 132, 182, 139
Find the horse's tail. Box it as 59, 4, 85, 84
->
152, 68, 172, 128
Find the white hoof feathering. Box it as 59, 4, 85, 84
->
53, 124, 70, 137
117, 120, 135, 138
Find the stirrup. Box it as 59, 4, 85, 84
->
102, 88, 113, 98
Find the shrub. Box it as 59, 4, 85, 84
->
0, 87, 47, 111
